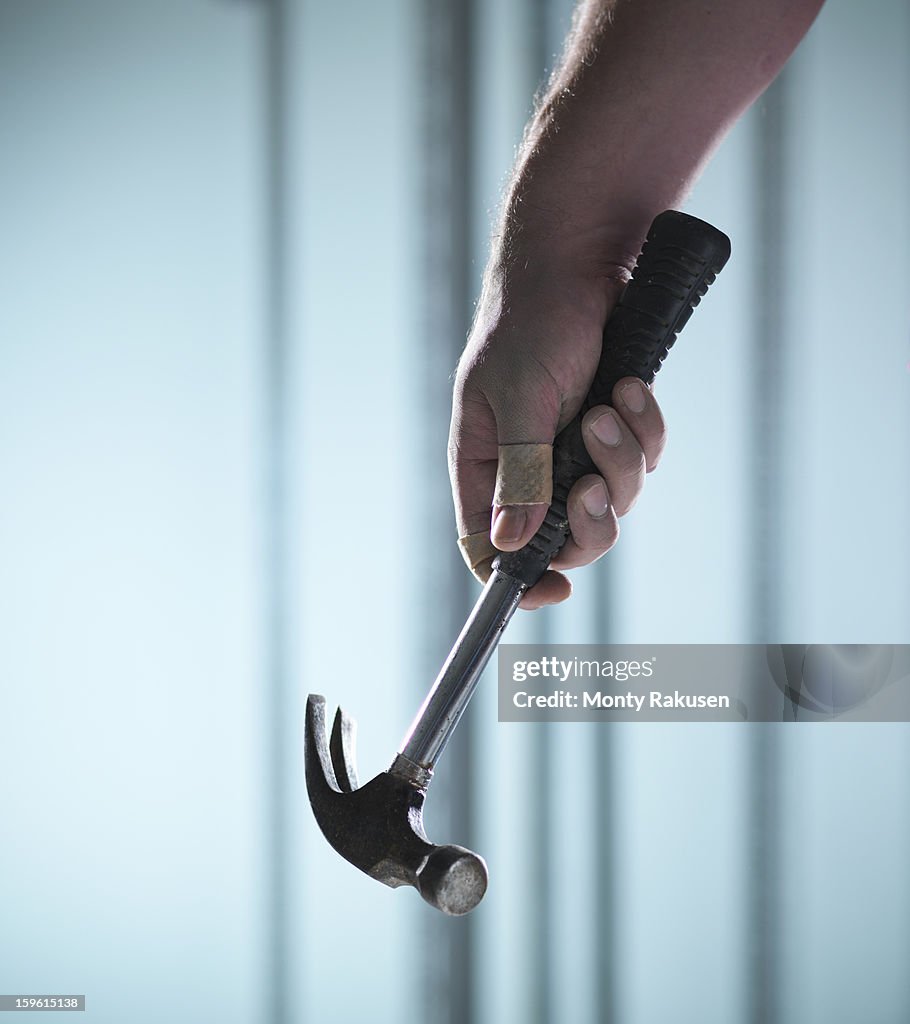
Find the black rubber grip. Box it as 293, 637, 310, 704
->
494, 210, 731, 588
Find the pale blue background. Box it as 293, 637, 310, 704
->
1, 2, 909, 1022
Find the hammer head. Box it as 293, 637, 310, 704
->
304, 694, 488, 916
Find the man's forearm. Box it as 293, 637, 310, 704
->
499, 0, 824, 273
452, 0, 823, 606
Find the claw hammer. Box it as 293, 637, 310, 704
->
306, 210, 731, 914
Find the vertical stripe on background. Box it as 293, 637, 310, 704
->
527, 4, 613, 1020
419, 2, 477, 1022
528, 3, 555, 1020
747, 68, 789, 1024
592, 570, 616, 1024
529, 695, 554, 1024
264, 1, 290, 1021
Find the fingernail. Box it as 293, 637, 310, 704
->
581, 479, 610, 519
590, 410, 622, 446
491, 506, 527, 547
620, 380, 646, 414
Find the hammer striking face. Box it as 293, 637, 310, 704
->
304, 694, 488, 916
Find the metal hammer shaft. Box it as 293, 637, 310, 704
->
400, 570, 526, 767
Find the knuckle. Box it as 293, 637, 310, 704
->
613, 493, 639, 518
569, 527, 620, 565
625, 450, 647, 477
644, 426, 669, 456
646, 441, 667, 473
607, 449, 646, 486
574, 514, 619, 554
599, 520, 620, 551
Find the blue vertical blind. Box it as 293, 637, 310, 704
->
0, 2, 269, 1022
1, 2, 908, 1023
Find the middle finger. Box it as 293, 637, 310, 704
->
581, 406, 647, 517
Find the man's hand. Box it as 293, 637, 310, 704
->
446, 0, 822, 607
449, 259, 667, 609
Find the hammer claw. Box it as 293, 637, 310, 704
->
330, 706, 359, 793
304, 694, 341, 796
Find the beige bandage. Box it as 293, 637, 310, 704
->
458, 531, 498, 583
493, 443, 553, 506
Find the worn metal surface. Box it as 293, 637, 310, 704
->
305, 695, 488, 915
400, 570, 527, 768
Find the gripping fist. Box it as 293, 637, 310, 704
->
448, 264, 667, 610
